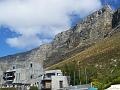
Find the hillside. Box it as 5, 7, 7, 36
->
47, 25, 120, 89
44, 5, 114, 67
46, 7, 120, 90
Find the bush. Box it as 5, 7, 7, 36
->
0, 88, 16, 90
29, 86, 38, 90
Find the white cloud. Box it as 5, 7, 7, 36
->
0, 0, 102, 49
6, 35, 42, 48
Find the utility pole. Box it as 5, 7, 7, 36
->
85, 67, 87, 84
78, 61, 81, 85
74, 71, 75, 86
79, 69, 81, 85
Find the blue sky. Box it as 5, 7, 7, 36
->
0, 0, 120, 57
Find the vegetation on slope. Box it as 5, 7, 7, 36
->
47, 32, 120, 90
0, 88, 16, 90
30, 86, 39, 90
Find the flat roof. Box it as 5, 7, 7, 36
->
45, 70, 62, 74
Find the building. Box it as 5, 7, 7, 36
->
3, 62, 43, 87
41, 70, 69, 90
105, 84, 120, 90
0, 69, 4, 87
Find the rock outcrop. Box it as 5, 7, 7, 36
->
44, 5, 114, 67
0, 5, 120, 70
112, 8, 120, 28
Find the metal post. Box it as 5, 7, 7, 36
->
78, 61, 81, 85
85, 68, 87, 84
79, 69, 81, 85
74, 71, 75, 86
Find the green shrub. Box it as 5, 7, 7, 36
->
0, 88, 16, 90
29, 86, 38, 90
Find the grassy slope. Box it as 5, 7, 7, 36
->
46, 32, 120, 89
0, 88, 16, 90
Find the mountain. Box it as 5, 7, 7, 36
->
46, 6, 120, 89
44, 5, 113, 67
0, 5, 120, 88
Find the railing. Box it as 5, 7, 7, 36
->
41, 85, 51, 89
5, 76, 13, 78
5, 80, 13, 82
43, 77, 52, 80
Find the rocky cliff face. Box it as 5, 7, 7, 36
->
112, 8, 120, 28
67, 5, 113, 48
0, 5, 120, 70
0, 44, 52, 71
50, 5, 113, 51
44, 5, 114, 67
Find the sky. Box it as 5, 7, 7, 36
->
0, 0, 120, 57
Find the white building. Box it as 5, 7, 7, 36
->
41, 70, 69, 90
3, 62, 43, 87
105, 84, 120, 90
0, 69, 4, 87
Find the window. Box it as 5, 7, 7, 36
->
59, 81, 63, 88
45, 73, 55, 78
30, 75, 33, 79
57, 73, 62, 76
30, 63, 32, 68
13, 66, 15, 69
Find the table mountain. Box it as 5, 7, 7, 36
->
0, 5, 120, 72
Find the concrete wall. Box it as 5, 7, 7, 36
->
0, 70, 3, 85
51, 76, 69, 90
4, 61, 43, 86
106, 84, 120, 90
